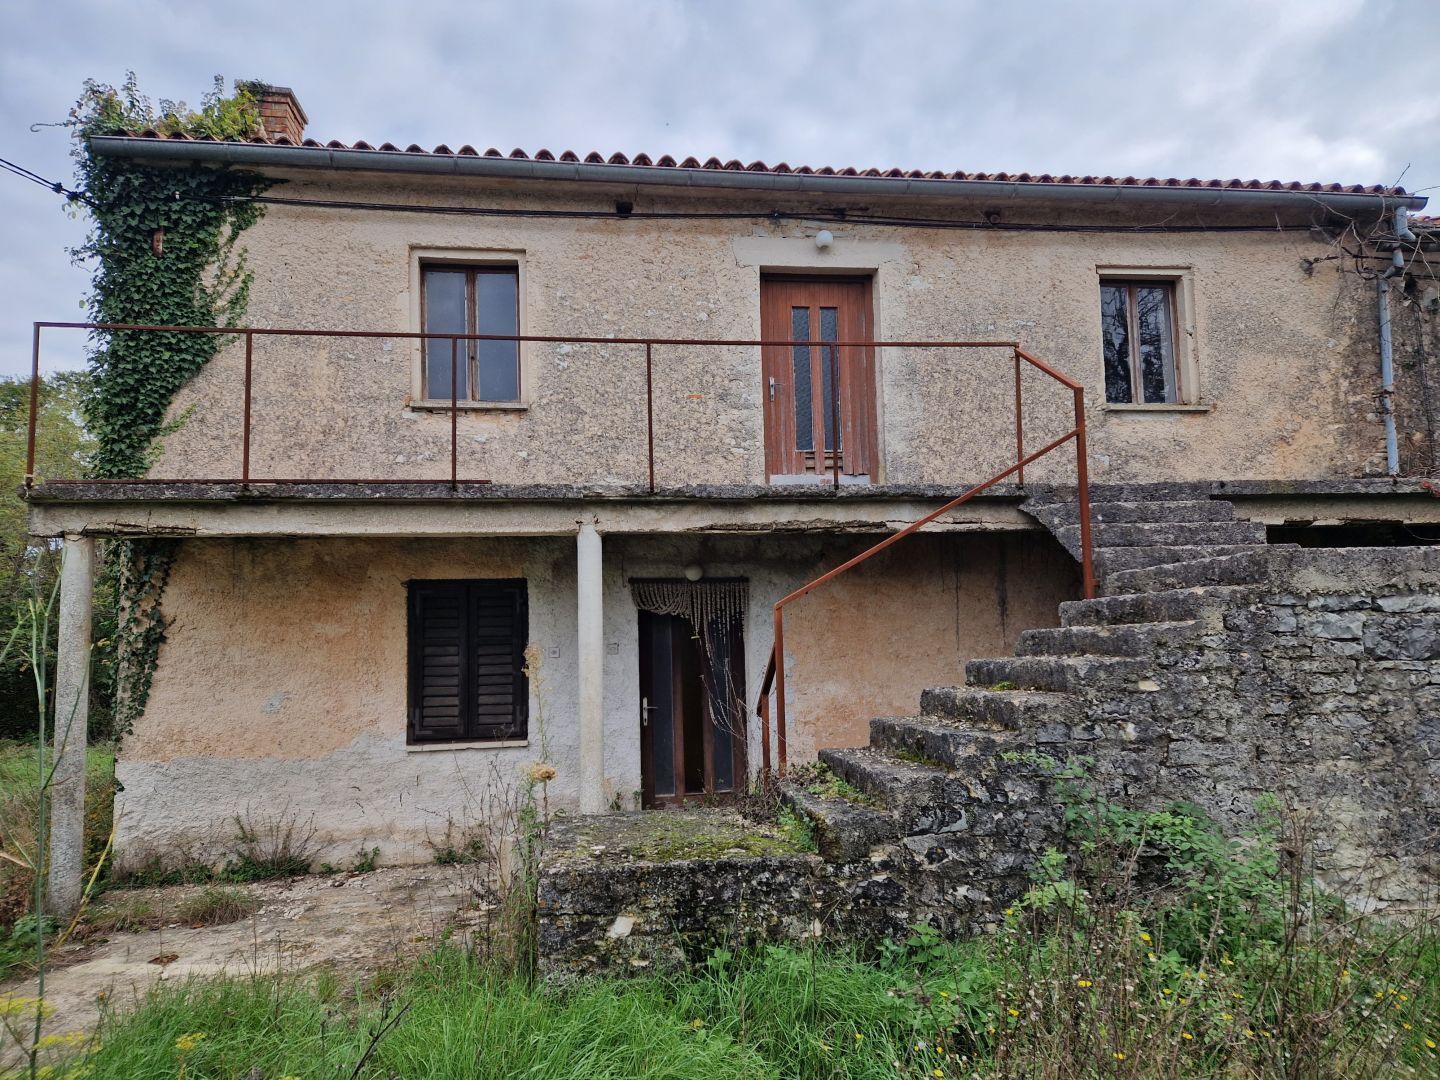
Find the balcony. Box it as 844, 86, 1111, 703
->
26, 322, 1090, 497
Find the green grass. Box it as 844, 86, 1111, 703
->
29, 926, 1440, 1078
36, 944, 963, 1079
0, 740, 115, 979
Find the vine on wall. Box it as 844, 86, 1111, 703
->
71, 74, 271, 478
69, 75, 270, 731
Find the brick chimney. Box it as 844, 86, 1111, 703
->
254, 85, 307, 144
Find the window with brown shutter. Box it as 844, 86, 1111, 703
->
407, 580, 529, 744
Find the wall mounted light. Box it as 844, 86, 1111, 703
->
683, 563, 704, 582
814, 229, 834, 250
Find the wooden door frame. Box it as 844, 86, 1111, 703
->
636, 600, 748, 808
759, 274, 878, 480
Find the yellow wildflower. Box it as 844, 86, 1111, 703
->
1139, 932, 1152, 942
933, 1071, 945, 1078
1182, 1032, 1194, 1041
854, 1032, 863, 1041
175, 1032, 206, 1053
1427, 1038, 1437, 1050
691, 1019, 705, 1030
1114, 1052, 1126, 1061
0, 996, 52, 1019
1076, 979, 1093, 988
1007, 1008, 1020, 1017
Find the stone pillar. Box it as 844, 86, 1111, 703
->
48, 535, 95, 918
576, 521, 606, 814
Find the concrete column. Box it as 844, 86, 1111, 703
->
576, 521, 606, 814
48, 535, 95, 918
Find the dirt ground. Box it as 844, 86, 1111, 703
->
0, 865, 472, 1069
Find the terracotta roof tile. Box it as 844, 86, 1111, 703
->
115, 130, 1408, 195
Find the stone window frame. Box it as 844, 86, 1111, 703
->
408, 247, 531, 411
1094, 265, 1208, 413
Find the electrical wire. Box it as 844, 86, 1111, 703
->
206, 191, 1324, 234
0, 155, 95, 206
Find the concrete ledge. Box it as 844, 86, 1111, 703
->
24, 480, 1031, 504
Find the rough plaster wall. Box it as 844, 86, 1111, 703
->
116, 536, 582, 869
782, 533, 1079, 761
115, 530, 1078, 867
149, 172, 1390, 488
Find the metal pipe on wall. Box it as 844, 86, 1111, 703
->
1378, 208, 1418, 476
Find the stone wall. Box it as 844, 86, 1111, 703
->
1026, 547, 1440, 908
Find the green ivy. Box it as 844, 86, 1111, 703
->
70, 73, 271, 478
67, 74, 270, 732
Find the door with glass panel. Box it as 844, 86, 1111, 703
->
760, 277, 877, 480
637, 606, 746, 807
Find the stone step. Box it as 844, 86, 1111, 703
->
1093, 544, 1256, 577
816, 746, 959, 831
869, 715, 1022, 770
1058, 520, 1267, 549
965, 654, 1155, 693
1037, 499, 1237, 527
919, 685, 1073, 729
817, 746, 1045, 836
1106, 549, 1270, 594
777, 784, 901, 863
1015, 619, 1206, 658
1060, 585, 1258, 628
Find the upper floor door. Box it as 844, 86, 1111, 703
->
760, 277, 878, 481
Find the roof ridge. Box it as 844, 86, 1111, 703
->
105, 132, 1408, 195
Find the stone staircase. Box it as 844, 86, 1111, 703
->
780, 484, 1278, 925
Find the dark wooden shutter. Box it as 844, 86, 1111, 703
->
469, 582, 528, 740
408, 580, 528, 743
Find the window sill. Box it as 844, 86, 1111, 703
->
408, 400, 528, 413
1103, 403, 1212, 414
406, 739, 530, 753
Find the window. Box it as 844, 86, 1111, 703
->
1099, 279, 1180, 404
421, 265, 520, 402
407, 580, 528, 744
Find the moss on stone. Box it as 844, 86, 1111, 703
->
553, 809, 813, 864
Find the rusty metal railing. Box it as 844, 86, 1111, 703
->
27, 322, 1053, 493
753, 346, 1094, 777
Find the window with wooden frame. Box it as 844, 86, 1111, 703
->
407, 580, 528, 745
1099, 279, 1182, 405
420, 265, 521, 402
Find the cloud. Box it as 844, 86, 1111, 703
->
2, 0, 1438, 376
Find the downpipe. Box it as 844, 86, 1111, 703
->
1378, 207, 1418, 476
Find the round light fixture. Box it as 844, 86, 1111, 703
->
683, 563, 704, 582
814, 229, 834, 250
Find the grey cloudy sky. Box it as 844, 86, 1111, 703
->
3, 0, 1438, 377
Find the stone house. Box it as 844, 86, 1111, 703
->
25, 87, 1440, 908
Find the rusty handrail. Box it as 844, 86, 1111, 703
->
754, 346, 1095, 776
27, 321, 1023, 491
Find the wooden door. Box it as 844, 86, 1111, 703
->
638, 609, 746, 807
760, 277, 877, 479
